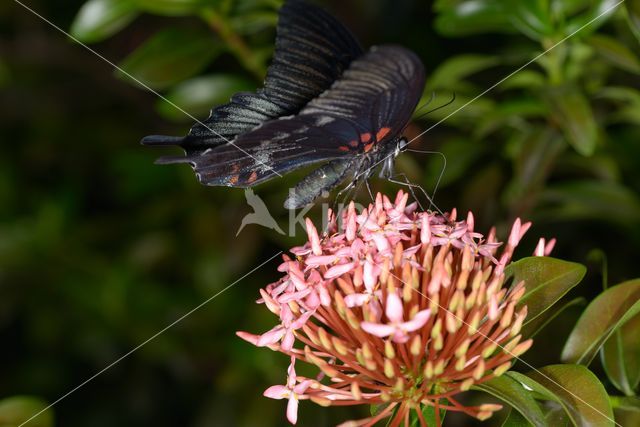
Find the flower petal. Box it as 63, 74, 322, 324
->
385, 293, 404, 323
361, 321, 396, 338
401, 309, 431, 332
324, 262, 355, 279
264, 385, 289, 399
286, 394, 299, 424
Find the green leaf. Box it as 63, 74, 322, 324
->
611, 396, 640, 412
627, 0, 640, 43
410, 402, 447, 426
501, 409, 533, 427
426, 54, 499, 91
506, 1, 554, 40
520, 297, 586, 338
229, 11, 278, 34
565, 0, 621, 37
70, 0, 138, 43
117, 28, 222, 90
562, 279, 640, 365
588, 34, 640, 74
0, 396, 53, 427
527, 365, 615, 427
156, 74, 255, 120
135, 0, 208, 16
500, 69, 546, 90
537, 181, 640, 227
504, 257, 586, 325
434, 0, 515, 37
474, 375, 546, 426
546, 86, 598, 156
602, 313, 640, 395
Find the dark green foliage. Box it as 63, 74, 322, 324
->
2, 0, 640, 425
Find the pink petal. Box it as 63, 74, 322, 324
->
361, 321, 396, 337
293, 379, 312, 395
257, 326, 286, 347
385, 293, 404, 323
344, 293, 369, 307
324, 262, 355, 279
401, 309, 431, 332
305, 218, 322, 256
287, 395, 299, 424
306, 255, 337, 267
264, 385, 289, 399
236, 331, 260, 345
363, 259, 377, 290
281, 330, 295, 351
371, 233, 391, 253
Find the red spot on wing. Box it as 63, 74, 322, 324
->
364, 142, 374, 153
247, 171, 258, 184
348, 140, 359, 148
338, 145, 350, 152
360, 132, 372, 143
376, 127, 391, 141
229, 175, 239, 185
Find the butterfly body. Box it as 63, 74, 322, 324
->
142, 0, 425, 208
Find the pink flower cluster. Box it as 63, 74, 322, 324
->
238, 191, 554, 426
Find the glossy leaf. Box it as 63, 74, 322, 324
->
611, 396, 640, 412
504, 257, 586, 325
602, 313, 640, 395
500, 69, 546, 90
501, 409, 532, 427
410, 402, 446, 426
527, 365, 614, 427
474, 375, 546, 426
426, 54, 499, 91
135, 0, 208, 16
565, 0, 621, 37
0, 396, 53, 427
156, 74, 255, 120
520, 297, 586, 338
627, 0, 640, 42
537, 180, 640, 227
546, 86, 598, 156
506, 1, 553, 40
230, 11, 278, 34
117, 28, 222, 89
562, 279, 640, 365
588, 34, 640, 74
70, 0, 138, 43
434, 0, 515, 37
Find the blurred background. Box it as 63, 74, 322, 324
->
1, 0, 640, 425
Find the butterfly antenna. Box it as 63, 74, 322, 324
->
412, 91, 436, 115
411, 92, 457, 124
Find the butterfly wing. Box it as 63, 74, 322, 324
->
142, 0, 363, 156
180, 45, 425, 188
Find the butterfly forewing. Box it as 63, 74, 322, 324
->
142, 0, 362, 157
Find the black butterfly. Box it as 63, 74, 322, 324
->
142, 0, 425, 209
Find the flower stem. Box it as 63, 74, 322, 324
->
200, 8, 266, 81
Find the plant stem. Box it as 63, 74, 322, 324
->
200, 8, 266, 81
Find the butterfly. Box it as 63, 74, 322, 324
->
142, 0, 425, 209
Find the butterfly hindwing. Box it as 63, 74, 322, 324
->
183, 45, 425, 189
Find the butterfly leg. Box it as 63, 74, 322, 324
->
387, 173, 445, 217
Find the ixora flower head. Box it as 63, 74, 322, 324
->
238, 191, 555, 426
